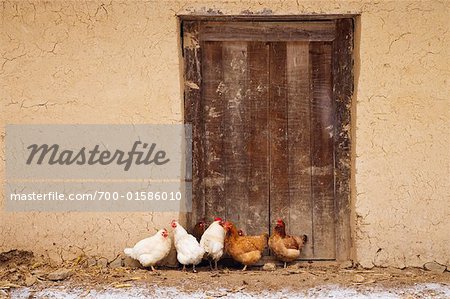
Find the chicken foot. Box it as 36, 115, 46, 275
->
210, 260, 219, 271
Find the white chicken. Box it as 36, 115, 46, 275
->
171, 220, 205, 272
124, 228, 171, 271
200, 217, 225, 270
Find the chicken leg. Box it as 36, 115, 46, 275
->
242, 265, 247, 271
192, 264, 197, 273
151, 265, 156, 272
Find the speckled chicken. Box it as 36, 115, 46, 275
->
223, 221, 268, 271
268, 219, 307, 268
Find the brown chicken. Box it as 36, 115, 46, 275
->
223, 221, 268, 271
268, 219, 307, 268
191, 220, 207, 242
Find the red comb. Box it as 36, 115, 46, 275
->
214, 217, 222, 222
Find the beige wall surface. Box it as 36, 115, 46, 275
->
0, 1, 448, 269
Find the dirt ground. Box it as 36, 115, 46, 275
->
0, 250, 449, 298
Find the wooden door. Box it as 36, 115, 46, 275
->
183, 18, 353, 261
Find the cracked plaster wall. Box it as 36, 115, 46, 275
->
0, 1, 448, 268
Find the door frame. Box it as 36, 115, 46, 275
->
180, 15, 355, 261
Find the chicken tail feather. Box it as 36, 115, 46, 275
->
293, 235, 308, 248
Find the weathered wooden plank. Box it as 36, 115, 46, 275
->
182, 21, 204, 231
202, 41, 226, 220
333, 18, 354, 261
310, 41, 336, 259
286, 42, 314, 258
246, 42, 270, 235
269, 42, 290, 234
221, 42, 250, 227
200, 22, 336, 42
